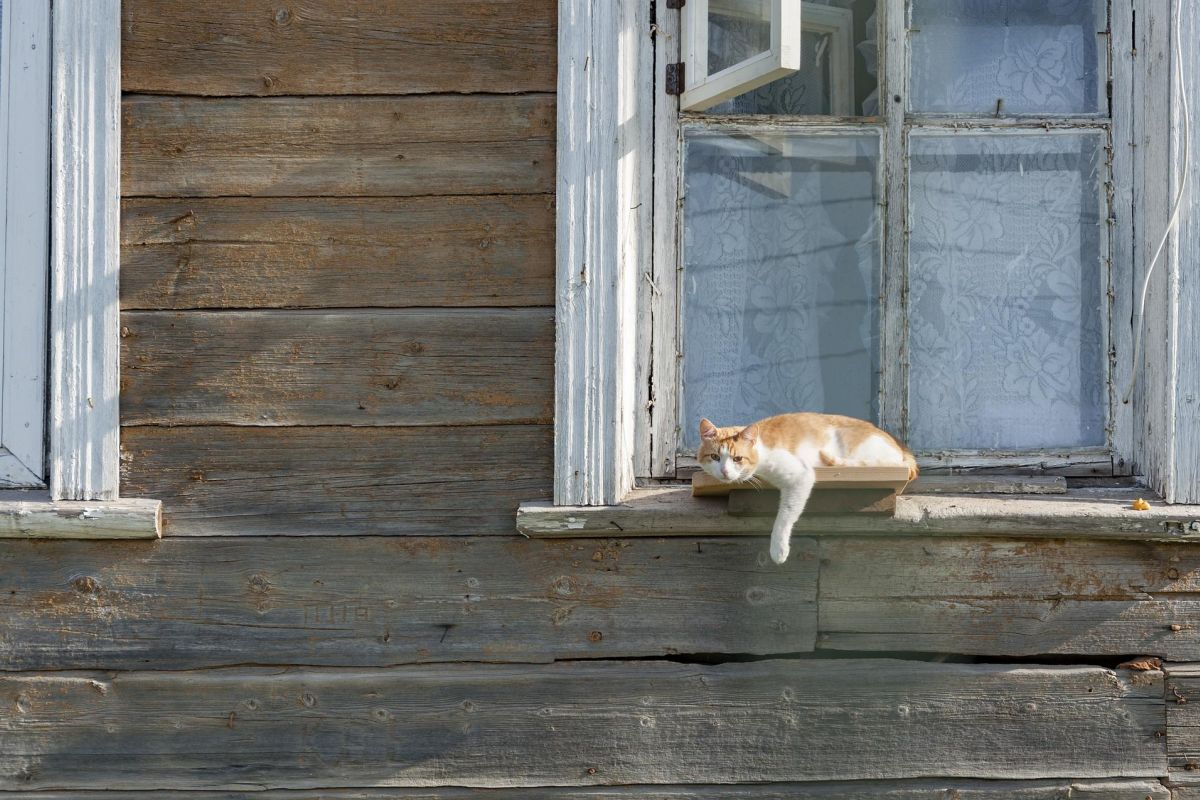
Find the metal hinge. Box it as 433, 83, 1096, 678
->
665, 62, 685, 95
665, 0, 685, 7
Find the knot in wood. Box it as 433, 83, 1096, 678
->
248, 574, 271, 594
587, 630, 603, 643
72, 575, 99, 594
1167, 567, 1182, 580
301, 692, 317, 708
273, 7, 292, 25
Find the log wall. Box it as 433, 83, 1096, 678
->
0, 1, 1193, 797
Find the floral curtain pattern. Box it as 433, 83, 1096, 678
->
909, 0, 1105, 115
906, 132, 1106, 451
680, 132, 880, 451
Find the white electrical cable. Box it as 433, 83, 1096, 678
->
1124, 0, 1191, 405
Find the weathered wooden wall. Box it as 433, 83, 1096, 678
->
0, 1, 1193, 797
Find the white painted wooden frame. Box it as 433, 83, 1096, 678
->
555, 0, 653, 505
48, 0, 122, 501
1134, 0, 1200, 502
803, 4, 854, 118
647, 0, 1133, 479
0, 0, 51, 488
681, 0, 802, 111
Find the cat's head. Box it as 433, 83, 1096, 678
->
697, 418, 760, 482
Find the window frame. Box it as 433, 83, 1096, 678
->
642, 0, 1135, 480
0, 0, 51, 488
554, 0, 1195, 507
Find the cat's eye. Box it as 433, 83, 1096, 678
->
709, 454, 719, 461
733, 457, 744, 463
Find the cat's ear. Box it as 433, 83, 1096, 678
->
739, 424, 759, 444
699, 418, 719, 441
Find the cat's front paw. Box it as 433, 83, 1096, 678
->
769, 539, 790, 565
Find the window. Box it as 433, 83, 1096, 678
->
0, 0, 50, 488
555, 0, 1193, 507
645, 0, 1128, 479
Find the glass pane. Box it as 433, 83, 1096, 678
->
907, 132, 1106, 451
909, 0, 1106, 115
680, 131, 881, 452
709, 0, 880, 116
708, 0, 773, 76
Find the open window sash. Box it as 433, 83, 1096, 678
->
680, 0, 803, 111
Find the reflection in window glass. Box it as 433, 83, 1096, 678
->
907, 132, 1106, 451
909, 0, 1106, 115
707, 0, 879, 116
680, 131, 881, 451
708, 0, 773, 75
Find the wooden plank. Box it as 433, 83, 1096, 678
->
120, 196, 554, 309
692, 466, 911, 497
0, 780, 1172, 799
818, 538, 1200, 658
120, 425, 552, 535
50, 0, 122, 500
121, 95, 555, 198
122, 0, 555, 96
518, 486, 1200, 540
120, 310, 553, 427
0, 660, 1165, 789
553, 0, 652, 504
908, 475, 1067, 494
728, 489, 896, 516
0, 496, 160, 539
0, 536, 817, 670
1165, 663, 1200, 780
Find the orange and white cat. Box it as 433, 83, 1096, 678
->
698, 413, 918, 564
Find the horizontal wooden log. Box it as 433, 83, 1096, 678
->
120, 425, 551, 535
122, 0, 556, 96
120, 196, 554, 309
1166, 663, 1200, 780
0, 497, 160, 539
518, 486, 1200, 540
0, 536, 816, 670
818, 538, 1200, 658
120, 309, 553, 426
0, 779, 1171, 799
0, 660, 1165, 789
122, 95, 554, 197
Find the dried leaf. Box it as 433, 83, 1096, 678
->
1118, 656, 1162, 671
1131, 497, 1151, 511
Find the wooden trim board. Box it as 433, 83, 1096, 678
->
692, 466, 912, 496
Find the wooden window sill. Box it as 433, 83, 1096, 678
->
517, 485, 1200, 541
0, 492, 161, 539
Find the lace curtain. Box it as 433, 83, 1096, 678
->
680, 133, 881, 450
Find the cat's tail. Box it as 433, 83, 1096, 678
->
903, 451, 919, 482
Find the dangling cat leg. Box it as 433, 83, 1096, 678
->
769, 468, 816, 565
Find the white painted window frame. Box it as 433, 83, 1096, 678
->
555, 0, 1197, 506
680, 0, 802, 112
0, 0, 159, 536
0, 0, 51, 488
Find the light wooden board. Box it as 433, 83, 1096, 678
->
728, 488, 896, 516
0, 660, 1165, 789
120, 196, 554, 309
1166, 663, 1200, 780
120, 425, 551, 535
121, 0, 555, 96
0, 536, 816, 670
519, 486, 1200, 540
692, 466, 911, 496
0, 497, 159, 539
0, 780, 1171, 799
818, 538, 1200, 658
122, 95, 555, 197
120, 309, 553, 426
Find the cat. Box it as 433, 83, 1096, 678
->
698, 413, 918, 564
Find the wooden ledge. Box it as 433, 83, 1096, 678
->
517, 485, 1200, 541
0, 494, 162, 539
